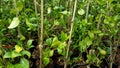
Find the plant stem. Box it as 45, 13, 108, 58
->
39, 0, 44, 68
64, 0, 77, 68
86, 0, 90, 22
106, 1, 113, 68
66, 0, 73, 28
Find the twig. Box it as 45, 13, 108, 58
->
97, 14, 102, 29
33, 0, 39, 43
86, 0, 90, 22
66, 0, 73, 28
64, 0, 77, 68
106, 1, 113, 68
39, 0, 44, 68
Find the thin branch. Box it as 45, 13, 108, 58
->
39, 0, 44, 68
97, 14, 102, 29
106, 1, 113, 68
34, 0, 38, 17
64, 0, 77, 68
86, 0, 90, 22
40, 0, 43, 45
66, 0, 73, 28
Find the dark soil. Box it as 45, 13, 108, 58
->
30, 40, 120, 68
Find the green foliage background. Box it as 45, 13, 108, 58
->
0, 0, 120, 67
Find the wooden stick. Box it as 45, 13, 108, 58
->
39, 0, 44, 68
64, 0, 77, 68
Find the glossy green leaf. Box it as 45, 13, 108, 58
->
49, 50, 54, 57
4, 51, 21, 59
46, 38, 52, 46
51, 36, 61, 47
8, 17, 20, 29
60, 32, 68, 42
14, 64, 24, 68
11, 51, 21, 58
3, 52, 12, 58
78, 9, 85, 15
6, 62, 14, 68
43, 57, 50, 65
21, 51, 31, 58
88, 31, 94, 39
60, 10, 70, 15
85, 37, 92, 46
47, 7, 51, 14
27, 39, 33, 46
20, 58, 29, 68
57, 48, 62, 54
15, 45, 23, 53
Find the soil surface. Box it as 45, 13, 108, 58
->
30, 43, 120, 68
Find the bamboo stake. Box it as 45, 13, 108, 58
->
64, 0, 77, 68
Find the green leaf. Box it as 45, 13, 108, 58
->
26, 18, 37, 30
43, 57, 50, 65
51, 36, 61, 47
57, 48, 62, 54
15, 45, 23, 53
6, 62, 14, 68
21, 51, 31, 58
78, 9, 85, 15
14, 64, 24, 68
27, 39, 34, 49
3, 52, 12, 58
54, 20, 59, 25
20, 34, 25, 40
60, 32, 68, 42
27, 39, 33, 46
8, 17, 20, 29
4, 51, 21, 59
49, 50, 54, 57
53, 6, 59, 10
88, 31, 94, 39
20, 58, 29, 68
85, 37, 92, 46
47, 7, 51, 14
11, 51, 21, 58
46, 38, 52, 46
60, 10, 70, 15
58, 42, 66, 49
17, 1, 23, 12
0, 66, 2, 68
60, 10, 67, 15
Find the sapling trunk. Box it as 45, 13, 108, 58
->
86, 0, 90, 22
39, 0, 44, 68
64, 0, 77, 68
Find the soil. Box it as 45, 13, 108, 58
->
29, 43, 120, 68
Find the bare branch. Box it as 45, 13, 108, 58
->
64, 0, 77, 68
39, 0, 44, 68
86, 0, 90, 22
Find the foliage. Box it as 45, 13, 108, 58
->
0, 0, 120, 68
